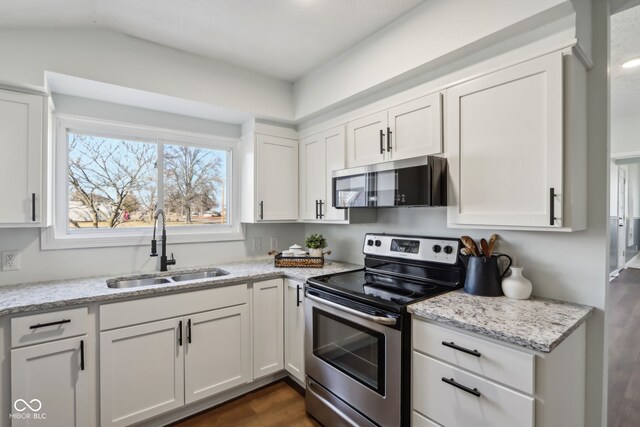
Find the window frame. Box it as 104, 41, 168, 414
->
41, 114, 243, 250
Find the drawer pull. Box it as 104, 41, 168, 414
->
80, 340, 85, 371
29, 319, 71, 329
442, 377, 481, 397
178, 320, 183, 346
442, 341, 481, 357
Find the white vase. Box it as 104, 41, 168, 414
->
501, 267, 532, 300
309, 248, 323, 258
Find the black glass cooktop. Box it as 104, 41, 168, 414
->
307, 269, 460, 312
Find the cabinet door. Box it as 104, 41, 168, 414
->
0, 89, 44, 225
11, 336, 90, 427
323, 126, 347, 221
100, 318, 184, 427
256, 134, 298, 221
346, 111, 387, 167
253, 279, 284, 379
184, 304, 251, 404
299, 134, 327, 220
284, 279, 305, 383
447, 52, 563, 227
388, 93, 442, 161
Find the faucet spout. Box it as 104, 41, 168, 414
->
150, 209, 176, 271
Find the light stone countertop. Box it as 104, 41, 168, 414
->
408, 289, 594, 353
0, 258, 362, 316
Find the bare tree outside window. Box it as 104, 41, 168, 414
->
68, 133, 156, 229
164, 144, 228, 225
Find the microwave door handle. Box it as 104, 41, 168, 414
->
305, 293, 397, 326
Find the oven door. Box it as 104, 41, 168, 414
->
305, 288, 402, 427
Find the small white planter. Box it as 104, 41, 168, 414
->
309, 248, 323, 258
501, 267, 533, 300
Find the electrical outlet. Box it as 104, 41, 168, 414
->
2, 250, 20, 271
270, 237, 279, 251
253, 237, 262, 253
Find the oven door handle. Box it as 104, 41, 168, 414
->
306, 293, 397, 326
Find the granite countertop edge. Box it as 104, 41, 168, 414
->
0, 259, 363, 317
408, 295, 595, 353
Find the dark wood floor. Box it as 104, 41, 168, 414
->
609, 268, 640, 427
171, 380, 320, 427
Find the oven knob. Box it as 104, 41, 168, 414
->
432, 245, 442, 253
444, 245, 454, 254
367, 239, 374, 246
374, 240, 382, 247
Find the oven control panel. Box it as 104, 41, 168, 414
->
363, 233, 460, 264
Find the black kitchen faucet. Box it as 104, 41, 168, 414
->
150, 209, 176, 271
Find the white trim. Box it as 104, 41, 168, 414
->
41, 115, 243, 250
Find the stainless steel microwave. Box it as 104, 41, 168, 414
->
332, 156, 446, 208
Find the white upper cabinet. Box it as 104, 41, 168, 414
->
256, 134, 299, 221
346, 94, 443, 168
0, 88, 47, 227
388, 93, 443, 161
446, 52, 585, 230
240, 123, 299, 223
299, 125, 347, 222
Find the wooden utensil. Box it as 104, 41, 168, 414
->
487, 234, 498, 256
480, 238, 490, 257
460, 236, 479, 257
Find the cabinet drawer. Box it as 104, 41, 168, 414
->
413, 352, 534, 427
11, 307, 88, 348
412, 319, 534, 393
100, 284, 248, 330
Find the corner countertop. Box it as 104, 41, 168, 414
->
0, 258, 362, 316
407, 289, 594, 353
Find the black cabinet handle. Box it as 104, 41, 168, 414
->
80, 340, 85, 371
386, 127, 392, 152
442, 377, 481, 397
187, 319, 192, 344
318, 200, 324, 219
379, 129, 385, 154
29, 319, 71, 329
296, 285, 302, 307
259, 201, 264, 220
442, 341, 481, 357
315, 200, 319, 219
549, 188, 556, 226
31, 193, 36, 222
178, 320, 183, 346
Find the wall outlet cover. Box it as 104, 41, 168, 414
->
270, 237, 279, 251
2, 250, 20, 271
253, 237, 262, 252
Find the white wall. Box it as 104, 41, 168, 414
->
293, 0, 575, 120
611, 111, 640, 156
0, 29, 294, 122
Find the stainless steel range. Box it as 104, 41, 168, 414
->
305, 233, 464, 427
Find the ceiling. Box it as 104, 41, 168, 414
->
611, 4, 640, 117
0, 0, 424, 82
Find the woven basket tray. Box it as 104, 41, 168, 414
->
269, 251, 331, 268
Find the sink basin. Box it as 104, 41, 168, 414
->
108, 277, 173, 288
171, 269, 229, 282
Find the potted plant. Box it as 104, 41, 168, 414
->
305, 233, 328, 258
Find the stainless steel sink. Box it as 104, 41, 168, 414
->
171, 269, 229, 282
108, 277, 173, 288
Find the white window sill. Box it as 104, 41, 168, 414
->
40, 224, 245, 250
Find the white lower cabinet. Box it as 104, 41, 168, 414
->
185, 305, 251, 403
252, 279, 284, 379
100, 318, 184, 427
11, 336, 90, 427
412, 318, 586, 427
99, 284, 251, 426
284, 279, 305, 383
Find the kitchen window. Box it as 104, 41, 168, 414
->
42, 116, 241, 249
